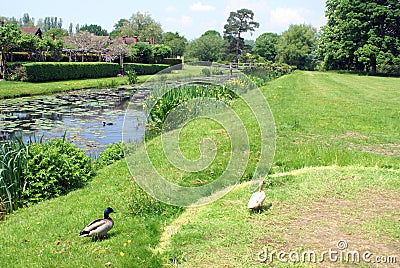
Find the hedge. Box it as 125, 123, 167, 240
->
22, 62, 120, 82
123, 63, 170, 75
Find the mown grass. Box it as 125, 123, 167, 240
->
0, 71, 399, 267
0, 75, 151, 99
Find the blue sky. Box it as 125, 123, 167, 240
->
1, 0, 327, 40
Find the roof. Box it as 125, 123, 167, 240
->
20, 27, 43, 38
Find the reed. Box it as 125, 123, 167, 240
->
0, 138, 27, 215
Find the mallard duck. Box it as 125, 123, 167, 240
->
247, 180, 266, 210
79, 207, 115, 239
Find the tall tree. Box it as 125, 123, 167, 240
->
223, 9, 259, 66
319, 0, 400, 73
21, 13, 35, 27
120, 12, 163, 43
0, 23, 21, 77
253, 32, 280, 62
278, 24, 318, 70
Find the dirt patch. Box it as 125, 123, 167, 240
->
348, 142, 400, 157
336, 131, 369, 139
256, 189, 400, 266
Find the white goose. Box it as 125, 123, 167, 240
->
79, 207, 115, 239
247, 180, 266, 210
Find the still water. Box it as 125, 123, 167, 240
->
0, 87, 149, 156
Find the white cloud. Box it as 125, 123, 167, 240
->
269, 7, 308, 30
190, 1, 216, 11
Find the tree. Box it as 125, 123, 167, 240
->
185, 30, 225, 62
162, 32, 187, 57
37, 17, 63, 31
64, 31, 108, 61
128, 42, 153, 63
152, 44, 172, 63
0, 23, 21, 77
318, 0, 400, 73
104, 39, 129, 65
278, 24, 318, 70
80, 24, 108, 36
253, 32, 280, 62
45, 28, 69, 39
21, 13, 35, 27
120, 12, 163, 43
110, 19, 129, 38
223, 9, 259, 66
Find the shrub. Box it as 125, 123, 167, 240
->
22, 62, 120, 82
126, 70, 138, 85
94, 141, 124, 170
22, 138, 93, 204
124, 63, 170, 75
201, 68, 211, 76
162, 58, 183, 70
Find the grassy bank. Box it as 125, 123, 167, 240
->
0, 71, 399, 267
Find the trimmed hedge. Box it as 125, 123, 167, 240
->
22, 62, 120, 82
123, 63, 170, 75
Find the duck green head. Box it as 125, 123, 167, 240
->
104, 207, 114, 218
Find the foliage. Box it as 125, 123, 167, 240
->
119, 12, 163, 43
144, 84, 238, 132
79, 24, 108, 36
124, 63, 169, 75
94, 141, 125, 169
318, 0, 400, 73
0, 138, 28, 214
125, 70, 138, 85
185, 30, 225, 62
21, 62, 120, 82
253, 32, 280, 62
162, 32, 187, 57
36, 16, 63, 31
22, 138, 93, 204
63, 31, 109, 61
278, 24, 318, 70
161, 58, 183, 68
0, 23, 22, 77
128, 42, 153, 63
152, 44, 172, 63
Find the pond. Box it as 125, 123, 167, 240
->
0, 87, 150, 157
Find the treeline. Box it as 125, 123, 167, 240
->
1, 0, 400, 76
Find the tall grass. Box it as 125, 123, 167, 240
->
144, 84, 238, 134
0, 138, 28, 215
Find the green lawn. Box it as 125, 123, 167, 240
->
0, 71, 399, 267
0, 75, 151, 99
